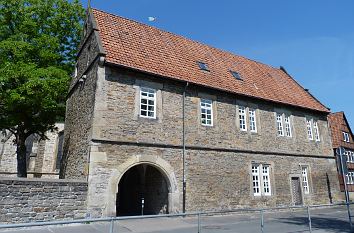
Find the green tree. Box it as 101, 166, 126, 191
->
0, 0, 85, 177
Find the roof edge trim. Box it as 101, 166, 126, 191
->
279, 66, 330, 113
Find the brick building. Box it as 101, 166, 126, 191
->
328, 112, 354, 193
62, 8, 342, 217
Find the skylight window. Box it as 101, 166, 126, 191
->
197, 61, 209, 71
230, 71, 243, 80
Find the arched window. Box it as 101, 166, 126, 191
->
55, 132, 64, 170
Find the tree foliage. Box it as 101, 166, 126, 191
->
0, 0, 85, 177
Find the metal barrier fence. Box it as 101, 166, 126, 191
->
0, 202, 352, 233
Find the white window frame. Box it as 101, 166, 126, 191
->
139, 87, 156, 119
313, 121, 320, 141
346, 172, 354, 185
262, 165, 271, 196
306, 119, 313, 140
276, 113, 284, 136
200, 99, 213, 126
252, 164, 271, 196
343, 132, 350, 142
249, 108, 257, 132
276, 112, 292, 137
284, 115, 292, 137
239, 106, 247, 131
346, 151, 354, 163
252, 165, 261, 196
301, 166, 310, 194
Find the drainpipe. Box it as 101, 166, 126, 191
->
182, 82, 189, 213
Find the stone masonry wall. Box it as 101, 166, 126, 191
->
0, 131, 17, 174
80, 65, 341, 216
87, 143, 341, 216
62, 62, 98, 179
35, 124, 64, 178
91, 66, 333, 157
0, 177, 87, 223
61, 8, 104, 179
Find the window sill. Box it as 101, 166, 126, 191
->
138, 116, 158, 121
308, 139, 321, 143
252, 194, 272, 198
278, 136, 293, 139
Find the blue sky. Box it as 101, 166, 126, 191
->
83, 0, 354, 128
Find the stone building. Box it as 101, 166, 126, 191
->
328, 112, 354, 193
0, 123, 64, 178
62, 8, 342, 217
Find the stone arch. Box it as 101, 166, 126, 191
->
105, 154, 180, 216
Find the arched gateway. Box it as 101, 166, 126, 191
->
117, 164, 168, 215
105, 155, 180, 216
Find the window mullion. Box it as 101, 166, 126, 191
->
259, 164, 264, 196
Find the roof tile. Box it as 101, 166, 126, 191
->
92, 8, 329, 113
328, 112, 354, 149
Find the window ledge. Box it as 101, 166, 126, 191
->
138, 116, 158, 121
252, 195, 272, 198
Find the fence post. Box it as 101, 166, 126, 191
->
109, 218, 114, 233
307, 206, 312, 233
346, 202, 352, 230
260, 209, 264, 233
198, 213, 201, 233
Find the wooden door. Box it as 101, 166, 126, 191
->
291, 177, 303, 205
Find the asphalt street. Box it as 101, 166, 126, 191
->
0, 206, 353, 233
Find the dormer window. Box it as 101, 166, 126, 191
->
343, 132, 350, 142
197, 61, 209, 71
230, 71, 243, 80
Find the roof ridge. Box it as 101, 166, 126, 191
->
329, 111, 344, 115
342, 112, 354, 137
91, 8, 280, 71
279, 68, 330, 112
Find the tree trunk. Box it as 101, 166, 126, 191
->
16, 135, 27, 177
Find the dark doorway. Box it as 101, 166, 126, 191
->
116, 164, 169, 216
291, 177, 303, 205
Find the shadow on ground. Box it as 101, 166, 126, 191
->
277, 217, 353, 233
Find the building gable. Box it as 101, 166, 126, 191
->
328, 112, 354, 149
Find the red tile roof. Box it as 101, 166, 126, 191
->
92, 8, 329, 113
328, 112, 354, 149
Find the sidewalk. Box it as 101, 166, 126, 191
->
0, 205, 352, 233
